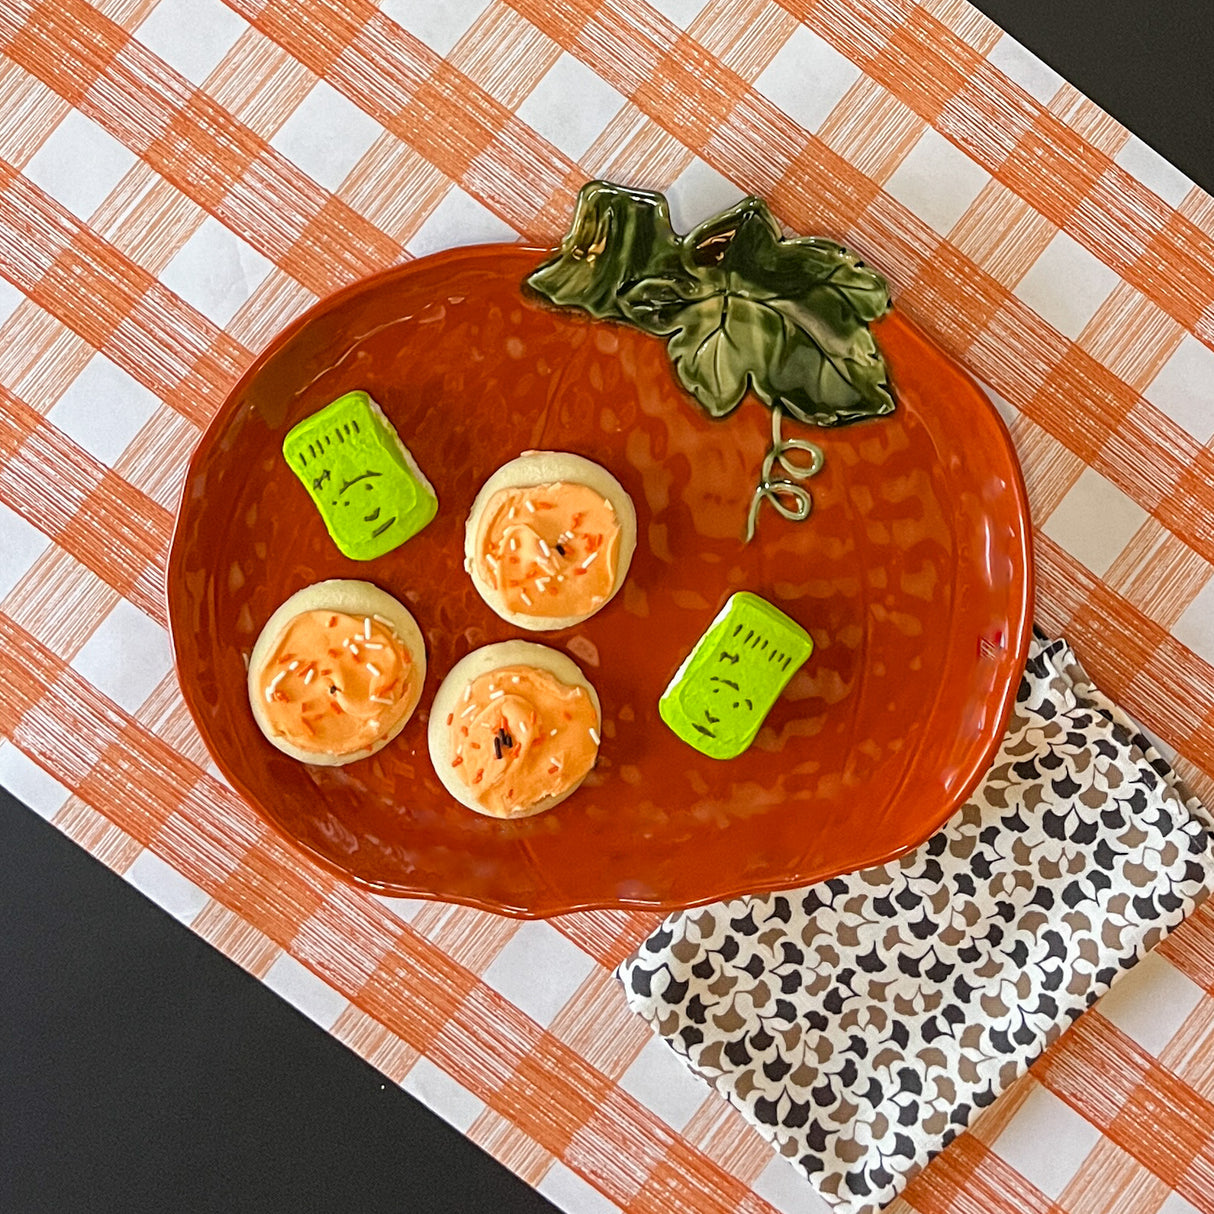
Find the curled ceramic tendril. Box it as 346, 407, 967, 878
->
745, 408, 826, 543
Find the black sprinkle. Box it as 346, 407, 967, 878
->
494, 736, 503, 760
555, 543, 566, 556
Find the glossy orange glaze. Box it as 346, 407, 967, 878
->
474, 482, 620, 619
446, 664, 599, 817
255, 610, 412, 756
168, 246, 1032, 916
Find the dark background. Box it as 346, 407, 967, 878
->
3, 3, 1212, 1212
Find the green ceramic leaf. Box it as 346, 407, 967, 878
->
665, 292, 766, 418
524, 181, 682, 321
526, 182, 895, 427
618, 271, 716, 334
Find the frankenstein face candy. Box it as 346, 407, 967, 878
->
282, 391, 438, 561
659, 592, 813, 760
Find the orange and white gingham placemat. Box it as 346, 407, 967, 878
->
2, 2, 1214, 1211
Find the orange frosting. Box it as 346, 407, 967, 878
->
445, 664, 599, 816
475, 482, 620, 618
256, 610, 414, 757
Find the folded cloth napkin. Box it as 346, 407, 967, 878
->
618, 636, 1214, 1212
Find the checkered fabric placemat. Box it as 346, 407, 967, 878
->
2, 2, 1214, 1212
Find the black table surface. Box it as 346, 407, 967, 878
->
3, 4, 1212, 1212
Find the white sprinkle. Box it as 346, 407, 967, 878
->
550, 728, 558, 737
372, 614, 396, 635
460, 702, 478, 717
520, 591, 532, 606
579, 550, 599, 570
535, 578, 549, 592
589, 727, 600, 745
508, 505, 517, 520
489, 690, 504, 700
538, 538, 551, 557
602, 497, 611, 509
366, 663, 382, 678
287, 660, 299, 670
511, 676, 520, 684
463, 685, 472, 702
509, 536, 519, 551
363, 617, 372, 640
371, 695, 393, 705
268, 670, 286, 690
524, 499, 535, 513
517, 721, 527, 737
368, 717, 379, 729
304, 668, 316, 685
556, 574, 565, 583
350, 644, 360, 659
363, 641, 384, 650
342, 636, 353, 648
551, 757, 562, 771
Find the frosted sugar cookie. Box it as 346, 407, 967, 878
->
429, 641, 601, 819
464, 451, 636, 630
248, 579, 425, 766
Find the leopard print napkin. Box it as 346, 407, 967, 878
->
619, 637, 1214, 1212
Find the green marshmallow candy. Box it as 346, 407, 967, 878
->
283, 391, 438, 561
659, 592, 813, 759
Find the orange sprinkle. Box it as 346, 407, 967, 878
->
446, 712, 454, 726
473, 770, 484, 784
451, 755, 464, 767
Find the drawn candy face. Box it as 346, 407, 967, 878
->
283, 391, 438, 561
659, 591, 814, 759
